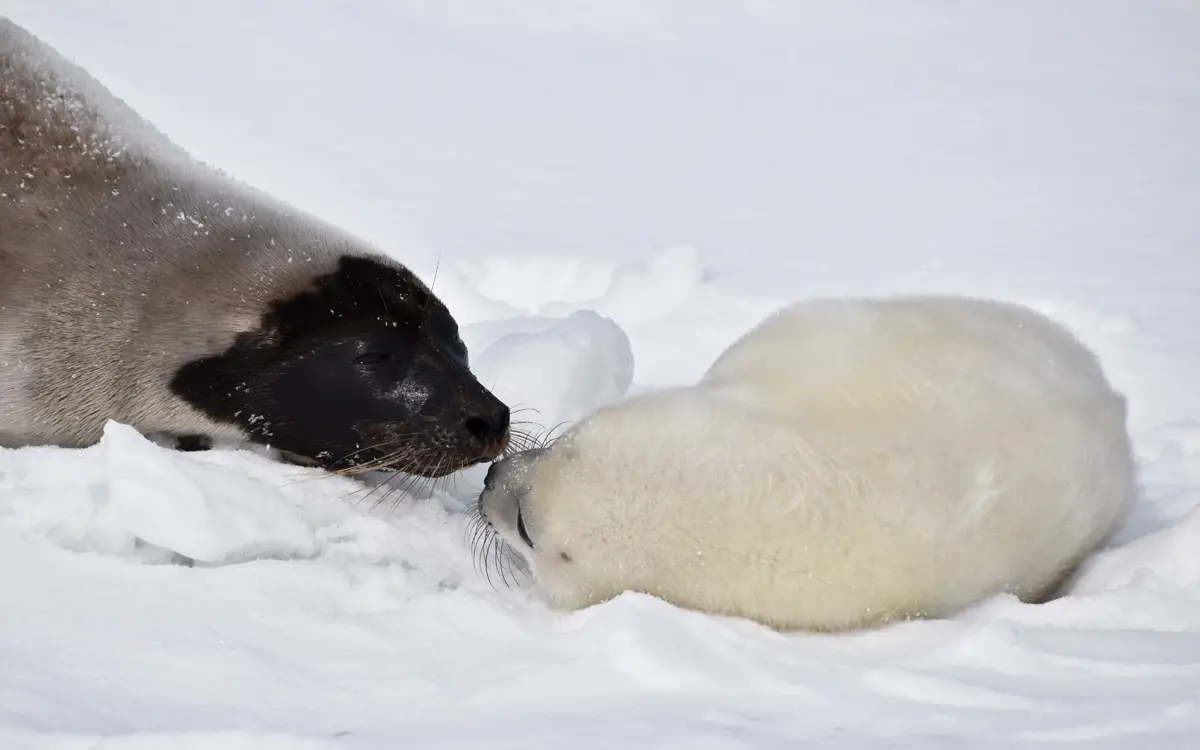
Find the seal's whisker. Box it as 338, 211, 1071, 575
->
363, 449, 460, 512
481, 537, 500, 591
428, 256, 442, 295
374, 280, 392, 319
464, 509, 483, 549
367, 458, 435, 510
467, 507, 503, 586
504, 425, 547, 455
344, 447, 438, 510
467, 515, 487, 576
328, 441, 405, 469
495, 540, 511, 588
498, 544, 516, 587
508, 404, 543, 419
276, 466, 346, 488
501, 543, 532, 585
493, 537, 508, 590
333, 454, 404, 478
390, 467, 439, 509
473, 525, 493, 562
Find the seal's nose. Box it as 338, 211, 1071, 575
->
463, 403, 511, 445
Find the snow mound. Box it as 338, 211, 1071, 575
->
456, 246, 785, 387
1065, 420, 1200, 603
1, 422, 314, 565
442, 309, 635, 502
1136, 419, 1200, 485
0, 422, 487, 592
1073, 504, 1200, 598
473, 310, 634, 430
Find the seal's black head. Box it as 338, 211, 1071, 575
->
171, 255, 510, 477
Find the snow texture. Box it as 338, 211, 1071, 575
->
1, 1, 1199, 748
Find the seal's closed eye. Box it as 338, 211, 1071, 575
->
516, 507, 534, 549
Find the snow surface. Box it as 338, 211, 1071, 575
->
2, 1, 1199, 747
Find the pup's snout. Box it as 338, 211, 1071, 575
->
483, 460, 501, 489
480, 484, 520, 539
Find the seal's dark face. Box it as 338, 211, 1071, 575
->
171, 255, 510, 477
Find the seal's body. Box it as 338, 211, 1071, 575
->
480, 295, 1137, 631
1, 19, 509, 475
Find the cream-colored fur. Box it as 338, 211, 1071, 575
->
481, 295, 1138, 631
0, 19, 430, 448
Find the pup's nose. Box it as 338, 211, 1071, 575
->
463, 403, 511, 444
483, 460, 501, 488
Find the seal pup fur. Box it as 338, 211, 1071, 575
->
1, 19, 510, 476
479, 295, 1138, 631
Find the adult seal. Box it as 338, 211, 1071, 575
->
0, 19, 510, 476
479, 295, 1138, 631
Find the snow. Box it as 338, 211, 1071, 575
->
1, 0, 1199, 747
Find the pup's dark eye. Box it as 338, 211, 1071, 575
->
353, 352, 391, 366
516, 507, 534, 549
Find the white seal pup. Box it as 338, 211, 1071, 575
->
479, 295, 1138, 631
0, 19, 511, 475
